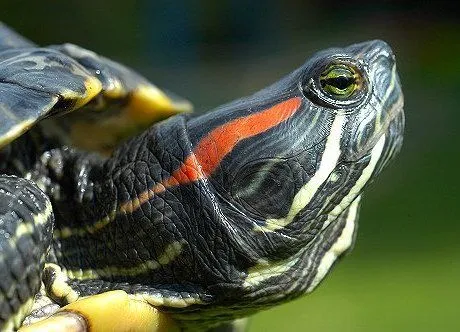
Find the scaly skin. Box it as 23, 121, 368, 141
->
1, 40, 404, 330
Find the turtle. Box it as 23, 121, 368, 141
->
0, 21, 405, 332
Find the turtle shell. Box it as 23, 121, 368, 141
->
0, 22, 192, 153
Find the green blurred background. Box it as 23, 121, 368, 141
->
3, 1, 459, 331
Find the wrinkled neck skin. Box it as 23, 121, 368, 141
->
6, 54, 403, 324
0, 109, 318, 318
44, 109, 369, 318
45, 115, 300, 303
17, 73, 394, 319
41, 64, 339, 313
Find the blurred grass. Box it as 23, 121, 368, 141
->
251, 252, 460, 331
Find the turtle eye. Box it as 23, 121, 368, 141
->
319, 64, 360, 99
301, 60, 367, 109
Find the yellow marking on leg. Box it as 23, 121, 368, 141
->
9, 223, 34, 246
2, 297, 34, 331
33, 200, 53, 226
6, 200, 53, 250
306, 195, 361, 292
130, 292, 202, 309
255, 114, 345, 232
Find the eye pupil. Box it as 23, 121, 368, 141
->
322, 75, 355, 90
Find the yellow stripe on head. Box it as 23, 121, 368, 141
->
306, 195, 361, 293
255, 114, 345, 233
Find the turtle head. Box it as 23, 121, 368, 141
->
185, 40, 404, 306
80, 41, 404, 318
190, 39, 404, 229
306, 40, 405, 167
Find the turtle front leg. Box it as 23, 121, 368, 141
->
0, 175, 54, 331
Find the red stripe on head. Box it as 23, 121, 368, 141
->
188, 97, 302, 179
120, 97, 302, 214
165, 97, 301, 187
